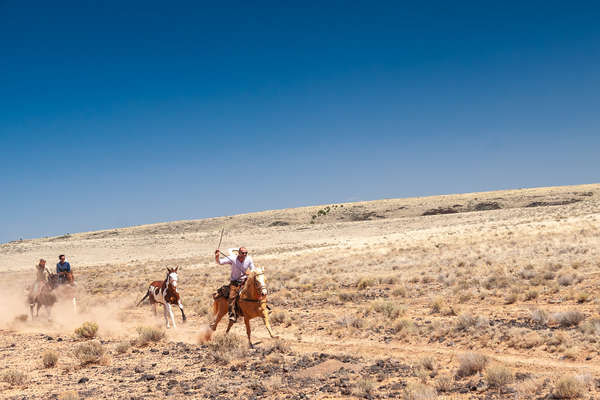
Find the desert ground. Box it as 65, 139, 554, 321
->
1, 183, 599, 399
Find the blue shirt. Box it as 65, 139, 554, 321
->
57, 261, 71, 273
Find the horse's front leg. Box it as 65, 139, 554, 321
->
163, 303, 171, 328
72, 297, 77, 314
30, 303, 35, 320
178, 300, 186, 323
261, 303, 279, 339
244, 317, 253, 348
166, 303, 176, 329
225, 319, 234, 334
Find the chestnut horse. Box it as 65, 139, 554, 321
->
210, 266, 278, 347
137, 267, 186, 328
28, 273, 59, 319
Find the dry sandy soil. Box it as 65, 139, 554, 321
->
1, 183, 599, 399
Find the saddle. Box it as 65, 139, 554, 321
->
213, 285, 244, 317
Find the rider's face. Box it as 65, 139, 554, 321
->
59, 257, 65, 263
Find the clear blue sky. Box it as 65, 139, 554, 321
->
1, 1, 598, 243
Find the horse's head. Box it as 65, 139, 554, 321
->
166, 267, 179, 288
250, 266, 267, 298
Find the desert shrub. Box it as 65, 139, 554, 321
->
208, 333, 248, 363
1, 369, 28, 386
580, 319, 600, 336
546, 331, 568, 347
518, 266, 537, 280
353, 378, 374, 397
552, 375, 588, 399
557, 274, 574, 286
430, 297, 443, 314
338, 291, 360, 302
543, 271, 556, 280
419, 356, 436, 371
42, 350, 59, 368
456, 353, 488, 378
75, 321, 99, 339
263, 339, 290, 355
392, 286, 407, 297
403, 383, 436, 400
524, 289, 539, 301
270, 310, 290, 326
552, 311, 585, 327
483, 272, 510, 289
336, 315, 364, 329
368, 300, 405, 319
391, 318, 417, 336
509, 328, 543, 349
458, 292, 472, 303
135, 326, 165, 345
485, 365, 513, 389
115, 342, 130, 354
435, 374, 453, 392
356, 277, 376, 289
576, 292, 591, 303
73, 341, 105, 365
455, 313, 488, 331
530, 308, 549, 325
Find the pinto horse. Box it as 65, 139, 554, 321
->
137, 267, 186, 328
28, 273, 59, 319
210, 266, 278, 347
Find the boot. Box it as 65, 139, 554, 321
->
228, 301, 237, 322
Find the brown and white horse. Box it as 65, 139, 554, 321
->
210, 266, 277, 347
137, 267, 186, 328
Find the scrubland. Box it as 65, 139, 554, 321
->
0, 183, 599, 399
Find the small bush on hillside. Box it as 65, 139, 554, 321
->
552, 311, 585, 327
353, 378, 374, 397
403, 383, 436, 400
136, 326, 165, 346
435, 374, 453, 392
208, 333, 248, 364
456, 313, 488, 331
530, 308, 549, 325
115, 342, 130, 354
42, 350, 59, 368
552, 375, 588, 399
356, 277, 376, 290
58, 391, 80, 400
75, 322, 98, 339
73, 341, 105, 365
368, 300, 405, 319
456, 353, 488, 378
485, 365, 514, 389
270, 310, 291, 326
1, 369, 28, 386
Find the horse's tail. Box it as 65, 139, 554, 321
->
136, 290, 150, 307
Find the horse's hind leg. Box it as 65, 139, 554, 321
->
244, 317, 253, 348
225, 319, 234, 334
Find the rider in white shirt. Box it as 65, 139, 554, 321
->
215, 247, 256, 321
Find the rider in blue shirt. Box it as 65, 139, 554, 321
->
56, 254, 71, 284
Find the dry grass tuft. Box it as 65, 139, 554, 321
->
455, 313, 488, 331
353, 378, 375, 397
485, 364, 513, 389
552, 311, 585, 327
403, 383, 436, 400
530, 308, 549, 325
73, 340, 105, 366
434, 374, 453, 392
208, 333, 249, 364
1, 369, 28, 386
456, 352, 488, 378
42, 350, 59, 368
271, 310, 291, 326
552, 375, 588, 399
367, 300, 405, 319
115, 342, 130, 354
135, 326, 165, 346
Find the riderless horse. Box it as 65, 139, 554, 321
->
137, 267, 186, 328
210, 266, 278, 347
28, 273, 60, 319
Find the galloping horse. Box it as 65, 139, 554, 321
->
137, 267, 186, 328
210, 266, 278, 347
28, 273, 59, 319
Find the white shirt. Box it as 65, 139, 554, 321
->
218, 248, 256, 281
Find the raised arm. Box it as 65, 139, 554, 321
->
215, 250, 233, 265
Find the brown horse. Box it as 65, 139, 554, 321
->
28, 273, 59, 319
210, 266, 278, 347
137, 267, 186, 328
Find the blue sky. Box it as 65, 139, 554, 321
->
1, 1, 598, 243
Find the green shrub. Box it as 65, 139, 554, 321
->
75, 322, 99, 339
